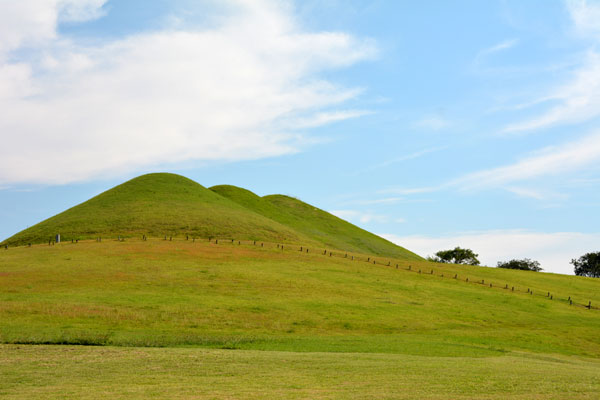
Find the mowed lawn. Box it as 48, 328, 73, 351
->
1, 345, 599, 399
1, 240, 600, 398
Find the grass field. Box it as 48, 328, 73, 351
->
2, 345, 600, 399
1, 239, 599, 354
1, 239, 600, 398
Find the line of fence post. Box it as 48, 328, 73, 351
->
20, 234, 597, 312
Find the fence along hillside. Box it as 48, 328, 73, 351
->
4, 234, 597, 312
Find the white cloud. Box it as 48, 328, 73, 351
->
505, 186, 569, 202
503, 51, 600, 133
353, 197, 405, 205
476, 39, 519, 60
0, 0, 376, 185
374, 131, 600, 201
412, 115, 451, 131
452, 131, 600, 190
364, 146, 445, 172
502, 1, 600, 134
330, 209, 389, 224
567, 0, 600, 39
287, 109, 371, 129
382, 230, 600, 275
379, 186, 442, 196
0, 0, 106, 55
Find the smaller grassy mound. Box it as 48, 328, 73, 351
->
2, 173, 307, 246
211, 185, 422, 260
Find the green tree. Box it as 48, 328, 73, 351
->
428, 247, 480, 265
497, 258, 542, 272
571, 252, 600, 278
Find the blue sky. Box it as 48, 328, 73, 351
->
1, 0, 599, 274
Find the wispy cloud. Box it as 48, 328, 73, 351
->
359, 146, 445, 173
567, 0, 600, 39
382, 230, 600, 275
377, 130, 600, 202
286, 109, 372, 129
501, 1, 600, 134
378, 186, 443, 196
0, 0, 376, 185
478, 39, 519, 58
452, 131, 600, 190
330, 209, 390, 224
351, 197, 405, 205
412, 115, 451, 131
472, 39, 519, 74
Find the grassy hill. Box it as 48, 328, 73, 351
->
0, 173, 316, 247
211, 184, 421, 260
1, 240, 600, 398
2, 238, 600, 398
3, 173, 600, 398
1, 239, 599, 354
2, 173, 421, 260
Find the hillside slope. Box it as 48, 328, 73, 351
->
211, 184, 421, 260
1, 240, 599, 357
1, 173, 309, 246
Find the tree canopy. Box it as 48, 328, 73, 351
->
427, 247, 480, 265
571, 252, 600, 278
497, 258, 542, 272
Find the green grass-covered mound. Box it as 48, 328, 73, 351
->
2, 173, 420, 260
211, 184, 421, 260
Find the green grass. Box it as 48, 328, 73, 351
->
2, 239, 600, 398
1, 240, 599, 357
1, 173, 420, 260
3, 173, 598, 397
211, 184, 421, 260
2, 345, 599, 399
